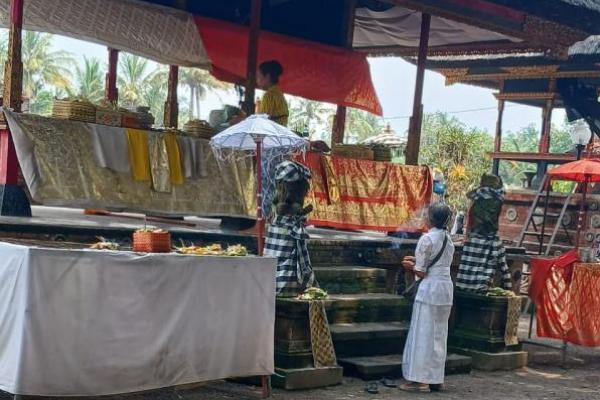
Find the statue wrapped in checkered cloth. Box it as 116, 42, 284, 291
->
456, 173, 512, 292
264, 160, 318, 297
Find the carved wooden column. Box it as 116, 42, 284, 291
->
331, 0, 357, 145
405, 13, 431, 165
242, 0, 262, 116
492, 81, 505, 175
164, 65, 179, 128
105, 48, 119, 103
0, 0, 30, 216
536, 79, 556, 185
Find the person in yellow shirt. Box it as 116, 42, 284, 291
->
256, 60, 289, 127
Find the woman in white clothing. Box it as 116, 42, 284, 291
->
400, 202, 455, 393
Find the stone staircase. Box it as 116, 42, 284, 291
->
314, 264, 472, 380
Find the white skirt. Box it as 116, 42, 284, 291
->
402, 301, 452, 384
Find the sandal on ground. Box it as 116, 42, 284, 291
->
380, 377, 397, 388
429, 384, 444, 392
365, 382, 379, 394
399, 382, 431, 393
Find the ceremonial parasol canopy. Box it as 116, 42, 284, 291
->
547, 158, 600, 182
210, 114, 309, 255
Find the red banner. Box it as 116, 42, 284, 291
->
301, 153, 432, 232
195, 17, 382, 116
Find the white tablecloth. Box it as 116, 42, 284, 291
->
0, 242, 276, 396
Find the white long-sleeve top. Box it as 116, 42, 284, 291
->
413, 228, 455, 306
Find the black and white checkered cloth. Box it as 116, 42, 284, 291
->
275, 160, 311, 183
264, 214, 316, 297
456, 233, 512, 292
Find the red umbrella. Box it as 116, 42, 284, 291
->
547, 159, 600, 249
548, 158, 600, 183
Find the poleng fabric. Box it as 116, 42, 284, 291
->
308, 300, 337, 368
164, 132, 184, 185
125, 128, 151, 182
264, 214, 316, 297
195, 16, 382, 115
456, 233, 512, 292
257, 85, 289, 127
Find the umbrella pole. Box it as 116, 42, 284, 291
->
575, 178, 588, 251
255, 137, 264, 256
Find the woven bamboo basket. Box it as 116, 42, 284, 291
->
133, 231, 171, 253
52, 100, 96, 123
332, 145, 374, 160
183, 119, 215, 140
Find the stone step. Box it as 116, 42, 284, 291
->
277, 293, 411, 325
330, 322, 409, 358
314, 266, 387, 294
339, 353, 472, 381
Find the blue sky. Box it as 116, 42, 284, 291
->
54, 35, 566, 137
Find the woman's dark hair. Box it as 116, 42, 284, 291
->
428, 202, 452, 229
259, 60, 283, 84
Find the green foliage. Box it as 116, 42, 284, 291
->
500, 123, 574, 187
179, 67, 230, 124
289, 98, 334, 137
75, 57, 104, 103
345, 108, 384, 143
419, 112, 493, 211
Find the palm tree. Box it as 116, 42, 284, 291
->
345, 108, 383, 143
75, 56, 104, 103
118, 53, 153, 108
179, 68, 229, 120
289, 99, 334, 137
141, 68, 168, 126
21, 31, 74, 102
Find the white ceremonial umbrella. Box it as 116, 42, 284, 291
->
210, 114, 309, 255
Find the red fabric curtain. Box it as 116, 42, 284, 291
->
195, 16, 383, 116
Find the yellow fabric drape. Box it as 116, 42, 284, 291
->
257, 85, 289, 127
164, 132, 184, 185
125, 128, 151, 182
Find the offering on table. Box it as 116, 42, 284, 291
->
225, 244, 248, 256
89, 237, 120, 251
486, 287, 516, 297
133, 227, 171, 253
175, 243, 248, 256
298, 287, 328, 300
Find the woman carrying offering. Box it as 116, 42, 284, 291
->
400, 202, 455, 393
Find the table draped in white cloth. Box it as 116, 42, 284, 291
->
0, 242, 276, 396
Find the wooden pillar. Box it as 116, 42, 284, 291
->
331, 0, 357, 145
539, 79, 556, 154
536, 79, 556, 184
242, 0, 262, 116
105, 48, 119, 103
164, 65, 179, 128
492, 81, 505, 175
405, 13, 431, 165
0, 0, 30, 216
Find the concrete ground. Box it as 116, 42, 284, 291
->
2, 341, 598, 400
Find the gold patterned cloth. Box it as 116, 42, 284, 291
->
505, 296, 522, 346
149, 133, 172, 193
5, 111, 256, 217
302, 152, 432, 231
308, 300, 337, 368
